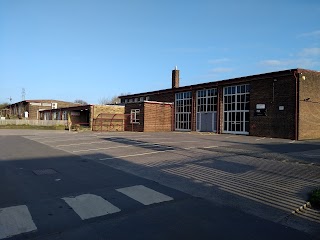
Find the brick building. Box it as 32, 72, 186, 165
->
119, 68, 320, 140
6, 100, 79, 120
40, 104, 125, 130
124, 101, 173, 132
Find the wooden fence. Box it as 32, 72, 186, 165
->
0, 119, 67, 126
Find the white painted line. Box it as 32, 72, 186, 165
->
73, 140, 196, 153
183, 147, 197, 149
202, 146, 218, 149
99, 149, 175, 160
0, 205, 37, 239
56, 141, 106, 147
56, 138, 171, 147
117, 185, 173, 205
42, 137, 100, 143
62, 194, 120, 220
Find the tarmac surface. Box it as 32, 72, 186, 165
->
0, 129, 319, 239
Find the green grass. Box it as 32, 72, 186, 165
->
0, 125, 66, 130
309, 188, 320, 208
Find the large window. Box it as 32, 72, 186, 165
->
196, 89, 217, 132
130, 109, 140, 124
197, 89, 217, 112
223, 84, 250, 134
175, 92, 192, 130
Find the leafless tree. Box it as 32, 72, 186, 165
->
98, 93, 130, 105
74, 99, 88, 105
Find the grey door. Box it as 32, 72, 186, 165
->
198, 112, 216, 132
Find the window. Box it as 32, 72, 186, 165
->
197, 89, 217, 112
175, 91, 192, 130
223, 84, 250, 134
130, 109, 140, 124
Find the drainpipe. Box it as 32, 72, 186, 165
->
293, 70, 299, 141
216, 88, 220, 134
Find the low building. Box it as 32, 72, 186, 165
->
124, 101, 173, 132
119, 68, 320, 140
6, 100, 79, 120
40, 104, 125, 130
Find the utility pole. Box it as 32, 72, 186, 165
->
22, 88, 26, 101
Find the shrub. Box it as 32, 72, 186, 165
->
309, 188, 320, 208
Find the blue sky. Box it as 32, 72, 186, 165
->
1, 0, 319, 104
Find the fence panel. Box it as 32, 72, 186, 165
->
0, 119, 67, 126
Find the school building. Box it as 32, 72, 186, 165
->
119, 68, 320, 140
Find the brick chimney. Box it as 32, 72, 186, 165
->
172, 66, 179, 88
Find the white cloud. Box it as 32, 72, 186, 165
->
259, 60, 284, 67
209, 67, 233, 73
167, 47, 213, 53
259, 58, 320, 69
208, 58, 230, 64
259, 47, 320, 70
298, 30, 320, 38
298, 48, 320, 57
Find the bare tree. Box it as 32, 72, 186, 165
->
98, 93, 130, 105
74, 99, 88, 105
0, 102, 10, 109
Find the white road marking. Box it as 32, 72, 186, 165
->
73, 141, 196, 153
56, 138, 168, 147
0, 205, 37, 239
183, 147, 197, 149
117, 185, 173, 205
62, 194, 120, 220
99, 149, 175, 160
202, 146, 218, 149
56, 141, 106, 147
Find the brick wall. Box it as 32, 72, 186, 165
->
250, 75, 296, 139
91, 105, 125, 131
147, 91, 175, 103
298, 70, 320, 140
217, 87, 224, 134
144, 102, 173, 132
124, 103, 144, 132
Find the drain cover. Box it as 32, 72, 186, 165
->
33, 169, 57, 175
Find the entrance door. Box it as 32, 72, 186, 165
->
196, 89, 217, 132
197, 112, 216, 132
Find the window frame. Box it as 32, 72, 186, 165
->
130, 109, 140, 124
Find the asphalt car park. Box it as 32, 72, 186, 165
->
0, 129, 319, 239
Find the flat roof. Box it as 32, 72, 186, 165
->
119, 68, 316, 98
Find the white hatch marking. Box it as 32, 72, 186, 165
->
62, 194, 120, 220
0, 205, 37, 239
117, 185, 173, 206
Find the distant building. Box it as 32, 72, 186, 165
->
119, 68, 320, 140
6, 100, 79, 120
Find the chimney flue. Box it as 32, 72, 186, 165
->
172, 67, 179, 88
